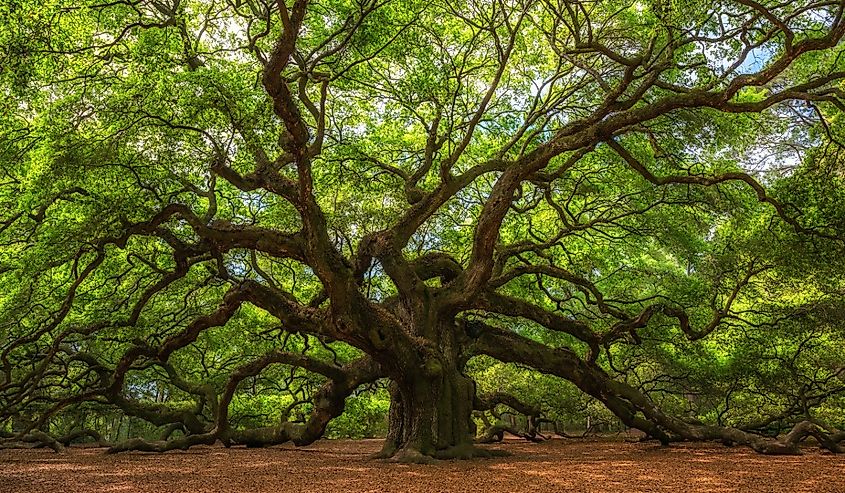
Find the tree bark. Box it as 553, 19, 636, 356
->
371, 311, 498, 462
378, 365, 479, 461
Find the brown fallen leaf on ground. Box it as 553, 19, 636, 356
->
1, 438, 842, 493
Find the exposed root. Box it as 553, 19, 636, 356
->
369, 441, 398, 460
387, 448, 438, 464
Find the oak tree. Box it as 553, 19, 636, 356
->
3, 0, 845, 460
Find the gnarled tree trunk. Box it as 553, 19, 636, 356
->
370, 311, 497, 462
379, 364, 478, 461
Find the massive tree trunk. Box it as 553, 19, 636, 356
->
370, 309, 495, 462
379, 363, 478, 461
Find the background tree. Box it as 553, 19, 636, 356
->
2, 0, 845, 461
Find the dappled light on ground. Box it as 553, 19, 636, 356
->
2, 438, 843, 493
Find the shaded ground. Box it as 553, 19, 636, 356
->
2, 438, 843, 493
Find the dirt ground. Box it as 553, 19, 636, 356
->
2, 438, 843, 493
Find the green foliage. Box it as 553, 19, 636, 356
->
325, 391, 391, 439
2, 0, 845, 450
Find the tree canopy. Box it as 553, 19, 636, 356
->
3, 0, 845, 460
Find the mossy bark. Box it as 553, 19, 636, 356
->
364, 293, 488, 461
377, 350, 494, 461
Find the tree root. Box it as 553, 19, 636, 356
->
370, 441, 399, 460
388, 448, 439, 464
